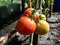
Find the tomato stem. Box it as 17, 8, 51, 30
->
28, 0, 32, 8
29, 33, 34, 45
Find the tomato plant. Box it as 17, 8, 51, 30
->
16, 16, 36, 35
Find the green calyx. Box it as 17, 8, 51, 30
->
31, 9, 36, 15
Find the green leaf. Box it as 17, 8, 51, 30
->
42, 0, 45, 6
56, 40, 60, 43
31, 0, 37, 8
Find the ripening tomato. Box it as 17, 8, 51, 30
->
35, 20, 50, 35
33, 11, 40, 21
16, 16, 36, 35
23, 8, 35, 17
34, 15, 39, 22
40, 14, 46, 21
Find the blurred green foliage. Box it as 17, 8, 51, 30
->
42, 0, 54, 15
0, 0, 11, 6
0, 0, 54, 29
0, 0, 21, 29
0, 0, 22, 6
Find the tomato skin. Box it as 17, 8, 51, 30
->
34, 15, 39, 22
35, 20, 50, 35
40, 14, 46, 21
16, 16, 36, 35
23, 8, 34, 17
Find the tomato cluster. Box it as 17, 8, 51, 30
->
16, 8, 50, 35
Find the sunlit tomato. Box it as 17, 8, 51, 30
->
35, 20, 50, 35
16, 16, 36, 35
23, 8, 35, 17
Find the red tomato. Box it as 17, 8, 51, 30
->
16, 16, 36, 35
33, 11, 40, 21
34, 15, 39, 22
23, 8, 35, 17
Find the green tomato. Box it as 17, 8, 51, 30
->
39, 14, 46, 21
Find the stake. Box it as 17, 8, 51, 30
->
22, 0, 25, 11
33, 0, 42, 45
33, 33, 38, 45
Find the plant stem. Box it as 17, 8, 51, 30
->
29, 33, 34, 45
34, 0, 37, 9
39, 0, 42, 11
11, 0, 13, 3
49, 2, 54, 17
28, 0, 31, 8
